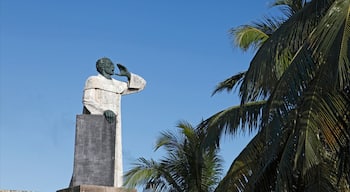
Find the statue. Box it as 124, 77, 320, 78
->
82, 57, 146, 187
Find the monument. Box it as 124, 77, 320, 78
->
58, 57, 146, 192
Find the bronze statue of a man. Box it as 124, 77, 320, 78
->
82, 57, 146, 187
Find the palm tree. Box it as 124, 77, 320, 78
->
199, 0, 350, 191
123, 121, 223, 192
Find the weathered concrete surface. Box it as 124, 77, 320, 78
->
57, 185, 136, 192
70, 115, 116, 187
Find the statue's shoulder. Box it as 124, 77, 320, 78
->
86, 75, 102, 81
84, 75, 105, 89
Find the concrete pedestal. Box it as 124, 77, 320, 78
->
57, 185, 136, 192
71, 115, 116, 187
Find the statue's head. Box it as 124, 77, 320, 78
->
96, 57, 115, 79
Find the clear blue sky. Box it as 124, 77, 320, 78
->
1, 1, 276, 191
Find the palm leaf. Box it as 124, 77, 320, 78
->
293, 92, 323, 175
250, 115, 294, 191
230, 24, 270, 52
273, 0, 309, 17
274, 88, 350, 190
202, 150, 223, 191
229, 15, 283, 51
177, 120, 197, 142
155, 130, 183, 153
303, 161, 338, 192
263, 0, 350, 126
123, 158, 163, 188
275, 119, 300, 191
212, 72, 245, 96
263, 45, 317, 124
315, 91, 350, 151
159, 158, 186, 191
309, 0, 350, 90
337, 145, 350, 185
239, 0, 332, 103
199, 100, 266, 148
215, 132, 266, 192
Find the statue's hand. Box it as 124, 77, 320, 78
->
116, 64, 131, 79
103, 110, 116, 123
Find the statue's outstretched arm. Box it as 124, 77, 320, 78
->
114, 63, 146, 95
115, 64, 131, 80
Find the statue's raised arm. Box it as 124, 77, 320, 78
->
115, 63, 146, 94
115, 63, 131, 80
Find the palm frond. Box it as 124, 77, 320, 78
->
155, 130, 182, 152
309, 0, 350, 90
275, 88, 350, 190
293, 93, 323, 174
263, 45, 317, 124
230, 25, 270, 51
215, 132, 265, 192
316, 91, 350, 151
250, 115, 294, 191
176, 120, 197, 142
212, 72, 245, 96
199, 100, 266, 148
239, 0, 332, 103
263, 0, 350, 126
337, 145, 350, 185
123, 158, 162, 188
274, 119, 300, 191
202, 151, 223, 191
158, 159, 184, 192
272, 0, 310, 17
303, 161, 338, 192
229, 16, 282, 52
251, 16, 284, 36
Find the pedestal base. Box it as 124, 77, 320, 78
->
71, 115, 117, 186
57, 185, 136, 192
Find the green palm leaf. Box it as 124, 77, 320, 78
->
199, 101, 266, 148
230, 23, 270, 51
123, 158, 168, 190
262, 0, 349, 123
273, 0, 309, 17
214, 132, 265, 192
309, 0, 350, 89
212, 72, 245, 96
239, 0, 332, 103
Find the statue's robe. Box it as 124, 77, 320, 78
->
82, 73, 146, 187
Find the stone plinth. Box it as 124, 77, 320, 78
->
57, 185, 136, 192
71, 115, 116, 187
